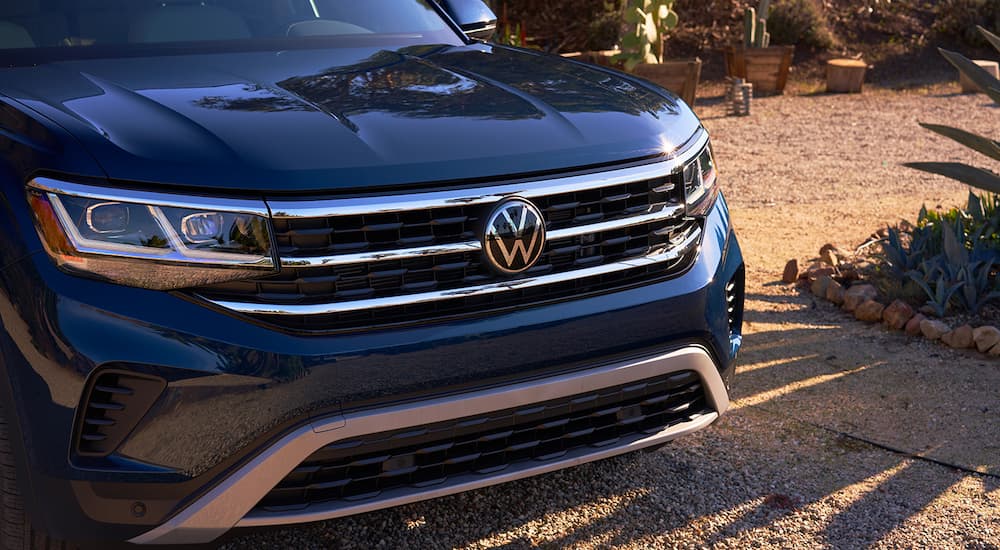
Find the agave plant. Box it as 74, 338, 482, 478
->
904, 25, 1000, 193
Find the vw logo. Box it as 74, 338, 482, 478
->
482, 198, 546, 275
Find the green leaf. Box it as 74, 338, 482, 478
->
662, 9, 678, 30
968, 191, 986, 223
941, 220, 968, 267
905, 162, 1000, 194
919, 123, 1000, 162
939, 48, 1000, 104
979, 25, 1000, 55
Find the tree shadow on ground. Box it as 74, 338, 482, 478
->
221, 288, 999, 549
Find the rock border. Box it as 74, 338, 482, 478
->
784, 247, 1000, 357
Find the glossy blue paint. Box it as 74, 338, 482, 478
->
0, 44, 696, 193
0, 15, 742, 543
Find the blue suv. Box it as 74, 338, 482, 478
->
0, 0, 744, 546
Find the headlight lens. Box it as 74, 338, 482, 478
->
27, 178, 277, 290
684, 143, 718, 216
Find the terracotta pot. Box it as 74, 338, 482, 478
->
722, 45, 794, 95
631, 57, 702, 107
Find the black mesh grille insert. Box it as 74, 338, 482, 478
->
271, 175, 679, 259
255, 370, 710, 512
75, 370, 166, 457
192, 168, 699, 331
198, 219, 699, 306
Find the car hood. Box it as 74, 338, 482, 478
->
1, 43, 702, 193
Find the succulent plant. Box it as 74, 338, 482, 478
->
905, 25, 1000, 193
744, 0, 771, 48
617, 0, 679, 70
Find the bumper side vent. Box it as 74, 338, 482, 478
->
75, 370, 167, 457
726, 266, 746, 337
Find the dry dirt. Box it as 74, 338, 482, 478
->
224, 86, 1000, 548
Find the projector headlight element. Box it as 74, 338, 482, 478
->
27, 178, 277, 290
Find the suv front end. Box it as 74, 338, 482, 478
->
0, 0, 743, 546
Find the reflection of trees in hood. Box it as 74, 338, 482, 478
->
193, 84, 311, 113
278, 46, 541, 121
275, 45, 667, 120
190, 45, 669, 119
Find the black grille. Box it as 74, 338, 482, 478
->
75, 370, 166, 457
256, 370, 710, 512
192, 166, 703, 331
198, 219, 698, 306
273, 175, 679, 258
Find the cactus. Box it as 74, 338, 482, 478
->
744, 1, 771, 48
616, 0, 679, 70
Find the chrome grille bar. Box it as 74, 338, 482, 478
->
265, 131, 708, 219
200, 225, 701, 316
278, 203, 686, 268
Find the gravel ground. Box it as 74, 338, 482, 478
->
224, 86, 1000, 549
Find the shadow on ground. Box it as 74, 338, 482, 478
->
222, 289, 1000, 549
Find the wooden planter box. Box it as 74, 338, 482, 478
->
631, 58, 703, 107
722, 45, 795, 95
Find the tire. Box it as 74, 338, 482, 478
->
0, 408, 68, 550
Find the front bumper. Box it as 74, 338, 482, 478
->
0, 193, 742, 544
133, 345, 729, 544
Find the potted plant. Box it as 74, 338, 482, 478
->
722, 0, 794, 95
614, 0, 702, 107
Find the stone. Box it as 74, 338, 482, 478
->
838, 263, 860, 282
941, 324, 974, 349
855, 300, 885, 323
842, 284, 878, 312
905, 314, 926, 336
920, 319, 950, 341
918, 305, 938, 316
811, 275, 833, 298
826, 280, 845, 305
806, 263, 836, 281
988, 342, 1000, 357
973, 326, 1000, 353
782, 259, 799, 284
819, 246, 839, 267
882, 300, 914, 330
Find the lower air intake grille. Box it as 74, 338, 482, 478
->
256, 370, 710, 512
75, 370, 166, 457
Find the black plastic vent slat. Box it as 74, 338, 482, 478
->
75, 371, 167, 457
255, 370, 709, 511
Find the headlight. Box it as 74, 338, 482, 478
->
27, 178, 277, 290
683, 143, 718, 216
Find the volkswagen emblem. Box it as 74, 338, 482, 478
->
482, 198, 546, 275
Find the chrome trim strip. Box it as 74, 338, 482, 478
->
129, 346, 729, 545
280, 241, 482, 267
28, 178, 270, 217
278, 204, 686, 268
265, 130, 709, 219
202, 225, 701, 315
